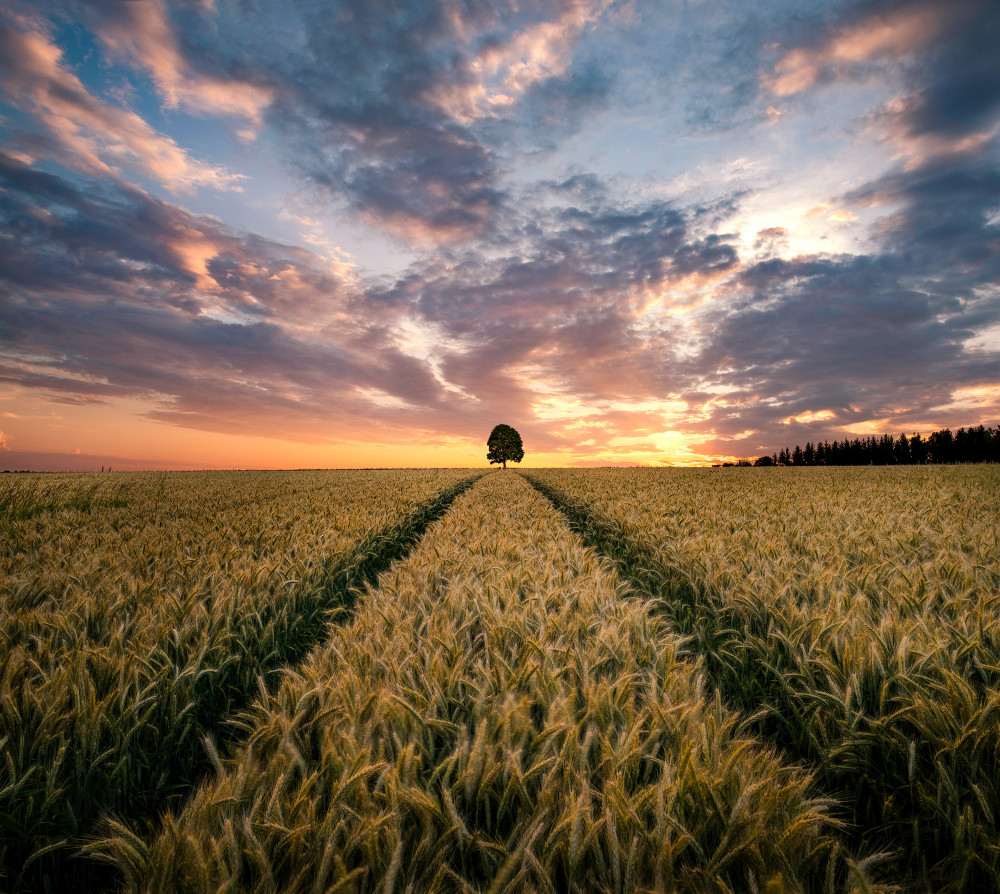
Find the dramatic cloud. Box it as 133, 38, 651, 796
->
762, 3, 948, 97
197, 0, 616, 243
0, 152, 447, 444
420, 0, 614, 123
75, 0, 272, 127
763, 0, 1000, 166
0, 13, 242, 192
1, 0, 998, 467
673, 134, 1000, 456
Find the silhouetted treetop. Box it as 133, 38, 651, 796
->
487, 424, 524, 469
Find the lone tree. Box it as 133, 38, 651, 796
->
487, 424, 524, 469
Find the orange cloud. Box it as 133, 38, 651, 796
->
167, 228, 223, 291
868, 95, 996, 169
89, 0, 272, 127
763, 4, 946, 97
781, 409, 835, 425
656, 266, 738, 315
0, 19, 242, 193
753, 226, 789, 250
360, 200, 495, 245
423, 0, 613, 122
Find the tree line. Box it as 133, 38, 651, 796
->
720, 424, 1000, 467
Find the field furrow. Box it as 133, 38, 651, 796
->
0, 470, 479, 893
524, 466, 1000, 892
97, 471, 885, 893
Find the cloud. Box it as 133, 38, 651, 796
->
3, 140, 999, 461
2, 1, 999, 464
8, 0, 787, 248
762, 2, 948, 97
68, 0, 272, 127
845, 149, 1000, 273
179, 0, 616, 245
862, 1, 1000, 169
421, 0, 614, 123
0, 14, 243, 193
365, 191, 745, 455
0, 430, 9, 451
762, 0, 1000, 167
867, 95, 996, 171
0, 152, 448, 444
675, 219, 1000, 456
0, 150, 728, 455
753, 226, 789, 251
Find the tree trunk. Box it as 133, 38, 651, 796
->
502, 459, 506, 468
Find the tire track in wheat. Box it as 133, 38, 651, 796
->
2, 471, 481, 894
524, 467, 1000, 892
99, 471, 882, 893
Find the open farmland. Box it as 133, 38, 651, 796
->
527, 466, 1000, 892
2, 466, 997, 893
0, 470, 478, 892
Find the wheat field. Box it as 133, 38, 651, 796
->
526, 466, 1000, 892
0, 470, 476, 892
2, 465, 997, 892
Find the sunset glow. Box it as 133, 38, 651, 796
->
1, 0, 998, 469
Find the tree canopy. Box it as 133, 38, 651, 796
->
487, 424, 524, 469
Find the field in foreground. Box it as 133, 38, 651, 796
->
2, 465, 998, 893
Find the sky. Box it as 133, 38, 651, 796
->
1, 0, 998, 470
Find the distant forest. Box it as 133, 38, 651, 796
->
724, 424, 1000, 467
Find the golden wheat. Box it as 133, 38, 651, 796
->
525, 465, 1000, 892
0, 469, 476, 892
97, 471, 888, 893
